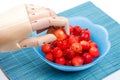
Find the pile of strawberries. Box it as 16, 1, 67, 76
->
41, 25, 100, 66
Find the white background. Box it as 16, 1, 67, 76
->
0, 0, 120, 23
0, 0, 120, 80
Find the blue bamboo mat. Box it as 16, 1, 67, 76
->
1, 1, 120, 80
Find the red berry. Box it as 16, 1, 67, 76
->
54, 28, 67, 40
57, 40, 69, 50
73, 26, 82, 36
88, 40, 92, 43
55, 57, 65, 65
74, 36, 79, 42
70, 43, 82, 53
63, 49, 75, 60
65, 60, 72, 66
56, 40, 62, 46
46, 52, 54, 61
80, 40, 90, 50
42, 44, 51, 53
68, 35, 78, 45
72, 56, 84, 66
89, 42, 98, 48
89, 47, 100, 58
81, 29, 90, 41
52, 40, 58, 47
82, 52, 93, 64
70, 25, 74, 34
53, 47, 63, 58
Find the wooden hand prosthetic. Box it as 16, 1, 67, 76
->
0, 4, 69, 52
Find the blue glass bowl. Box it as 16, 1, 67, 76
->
33, 17, 111, 72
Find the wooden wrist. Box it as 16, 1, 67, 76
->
0, 4, 32, 52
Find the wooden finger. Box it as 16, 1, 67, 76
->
18, 34, 56, 48
49, 17, 70, 35
26, 4, 56, 21
32, 17, 70, 35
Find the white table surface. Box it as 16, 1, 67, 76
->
0, 0, 120, 80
